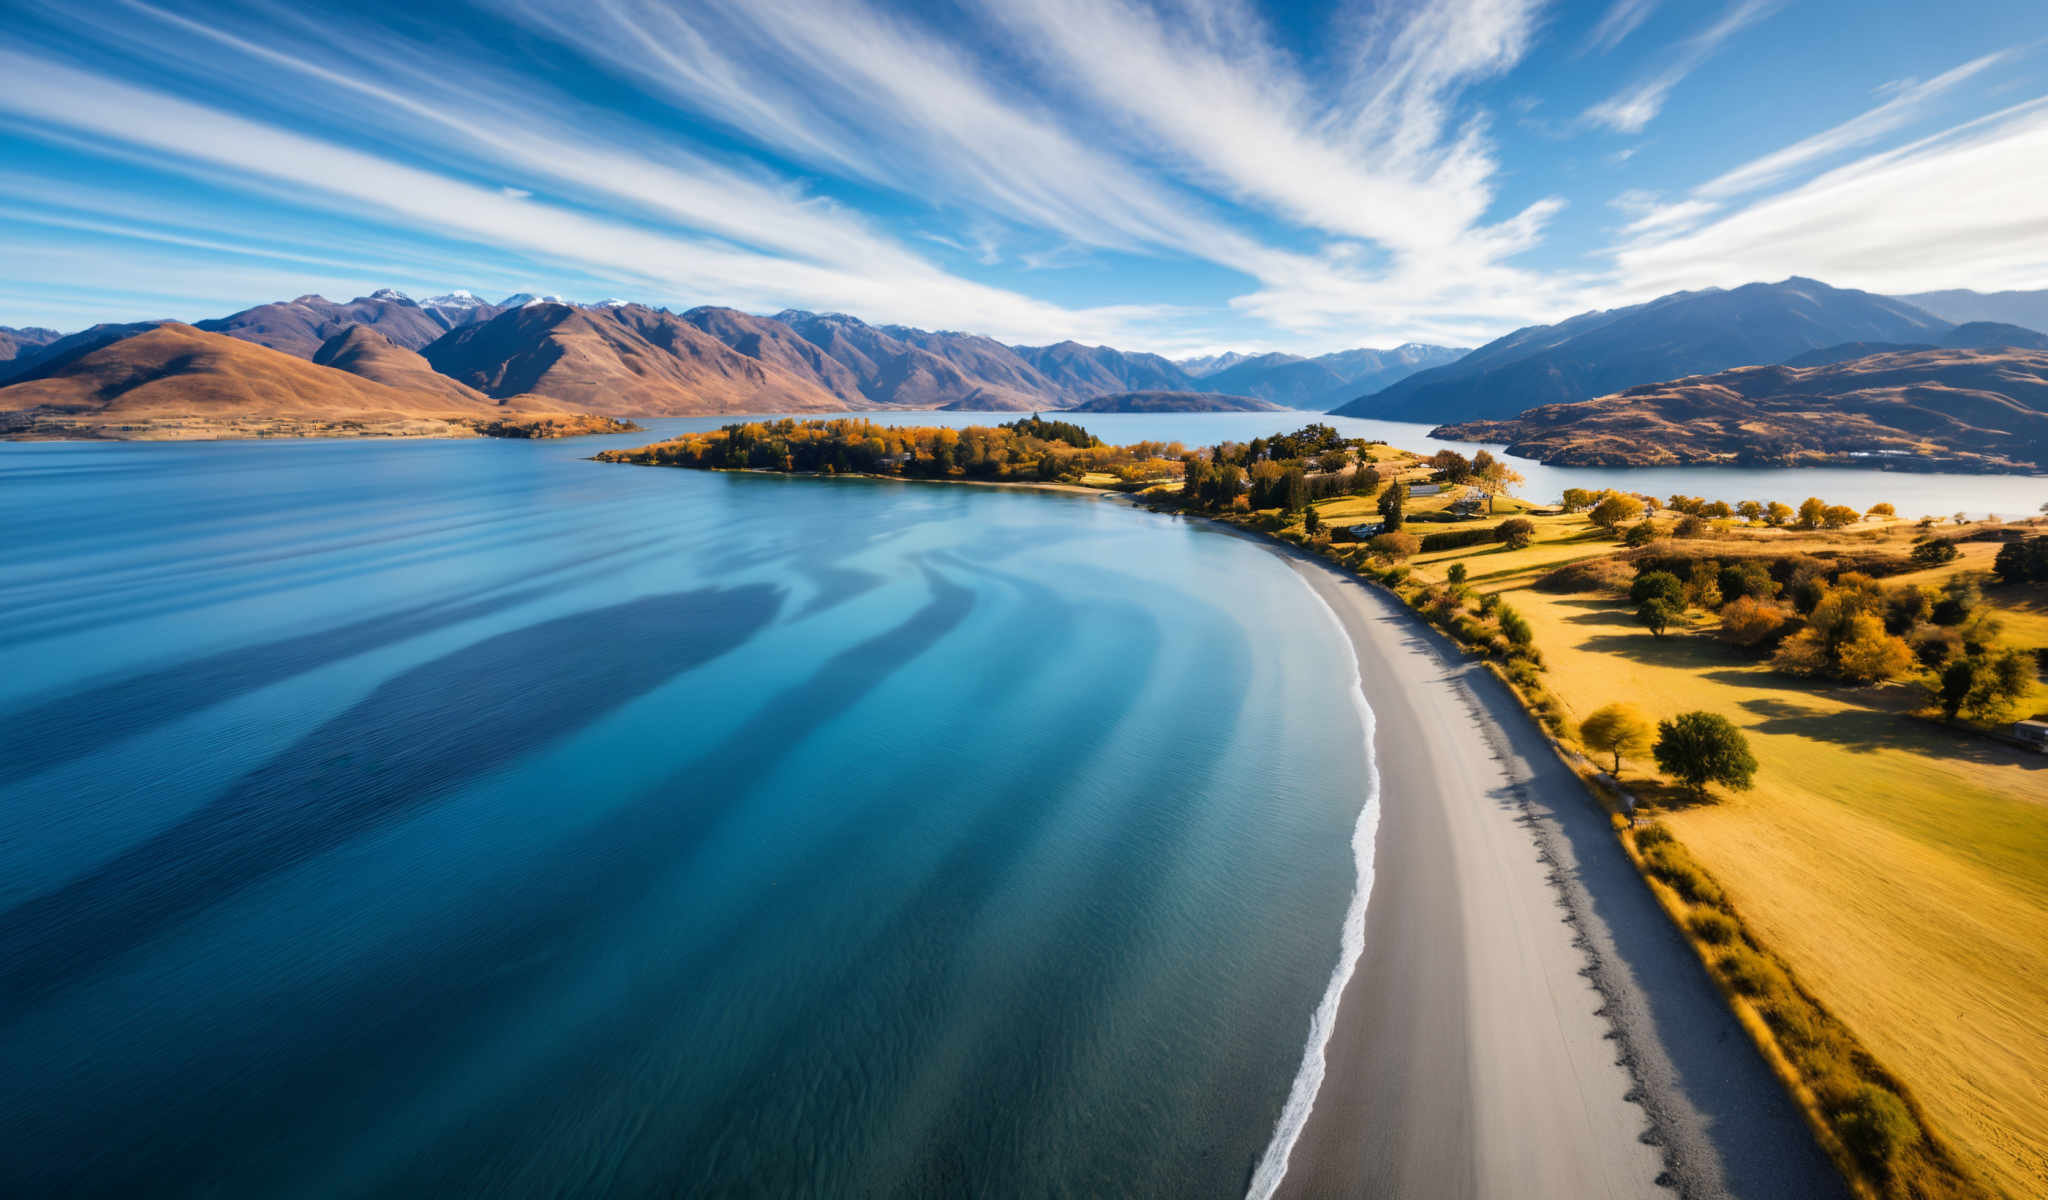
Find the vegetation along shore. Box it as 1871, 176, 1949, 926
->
604, 415, 2048, 1199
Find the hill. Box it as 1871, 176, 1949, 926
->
0, 323, 624, 439
0, 325, 61, 370
1895, 287, 2048, 332
1432, 347, 2048, 471
310, 326, 527, 409
679, 306, 870, 406
1066, 390, 1282, 413
196, 291, 467, 358
423, 303, 849, 415
1337, 277, 1951, 421
0, 321, 166, 384
1013, 340, 1194, 399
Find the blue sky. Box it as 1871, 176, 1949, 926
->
1, 0, 2043, 354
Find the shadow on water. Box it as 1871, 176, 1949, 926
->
0, 585, 781, 1021
0, 572, 607, 788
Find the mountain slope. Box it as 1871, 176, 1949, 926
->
0, 326, 61, 369
0, 321, 166, 384
1337, 277, 1952, 421
424, 303, 849, 415
1014, 341, 1194, 400
1067, 390, 1281, 412
680, 306, 870, 406
0, 323, 581, 438
773, 310, 1045, 409
1433, 347, 2048, 471
311, 326, 540, 409
1200, 353, 1344, 408
196, 291, 460, 358
1894, 288, 2048, 332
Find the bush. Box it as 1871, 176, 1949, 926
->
1446, 561, 1468, 585
1910, 536, 1959, 566
1495, 517, 1536, 549
1688, 910, 1740, 945
1623, 521, 1658, 547
1643, 844, 1724, 905
1419, 527, 1497, 552
1836, 1085, 1920, 1172
1369, 531, 1420, 561
1496, 602, 1534, 647
1633, 823, 1674, 849
1718, 946, 1788, 998
1720, 596, 1788, 646
1630, 570, 1686, 606
1536, 556, 1635, 593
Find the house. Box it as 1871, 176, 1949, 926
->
1410, 482, 1442, 497
1336, 521, 1384, 542
2010, 720, 2048, 752
1448, 496, 1483, 518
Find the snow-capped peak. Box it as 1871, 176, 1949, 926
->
367, 288, 415, 305
424, 290, 485, 309
594, 298, 631, 308
500, 292, 568, 308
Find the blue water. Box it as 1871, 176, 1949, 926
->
0, 431, 1374, 1197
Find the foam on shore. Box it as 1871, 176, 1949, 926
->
1244, 571, 1384, 1200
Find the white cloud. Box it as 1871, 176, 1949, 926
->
1583, 0, 1660, 55
1614, 97, 2048, 296
1584, 0, 1781, 133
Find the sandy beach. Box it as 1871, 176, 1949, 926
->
1250, 537, 1847, 1200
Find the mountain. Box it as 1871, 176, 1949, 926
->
1336, 277, 1952, 422
1894, 288, 2048, 333
196, 292, 456, 358
1176, 351, 1252, 378
310, 326, 531, 409
1433, 347, 2048, 472
1198, 353, 1343, 409
772, 310, 1045, 410
1313, 343, 1470, 398
421, 291, 505, 327
423, 302, 849, 415
0, 321, 167, 384
1014, 341, 1194, 399
1779, 321, 2046, 368
0, 322, 609, 439
680, 306, 870, 406
1067, 390, 1281, 413
0, 326, 61, 369
498, 293, 568, 308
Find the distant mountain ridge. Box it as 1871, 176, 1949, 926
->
1336, 277, 1952, 422
1433, 346, 2048, 472
1067, 390, 1281, 413
1893, 288, 2048, 333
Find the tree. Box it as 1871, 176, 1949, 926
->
1638, 596, 1679, 638
1909, 536, 1959, 567
1351, 463, 1381, 497
1303, 505, 1323, 536
1821, 504, 1860, 529
1369, 530, 1420, 561
1736, 500, 1764, 523
1590, 492, 1645, 531
1561, 488, 1597, 513
1581, 703, 1655, 774
1796, 496, 1827, 530
1495, 517, 1536, 548
1429, 448, 1473, 482
1446, 561, 1469, 585
1765, 501, 1795, 527
1280, 467, 1311, 513
1686, 561, 1723, 610
1653, 712, 1758, 797
1836, 613, 1917, 682
1931, 647, 2037, 721
1471, 450, 1524, 512
1630, 570, 1685, 607
1866, 502, 1896, 519
1377, 480, 1408, 530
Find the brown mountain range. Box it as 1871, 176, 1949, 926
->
1433, 347, 2048, 472
0, 323, 626, 440
422, 302, 849, 415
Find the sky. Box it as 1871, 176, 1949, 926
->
0, 0, 2044, 356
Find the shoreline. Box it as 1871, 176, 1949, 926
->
1225, 528, 1845, 1200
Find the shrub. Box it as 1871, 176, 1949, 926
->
1836, 1085, 1920, 1172
1590, 492, 1645, 530
1630, 570, 1685, 606
1688, 910, 1740, 945
1496, 602, 1535, 647
1419, 527, 1497, 552
1672, 513, 1708, 538
1369, 531, 1420, 561
1536, 556, 1634, 593
1653, 711, 1757, 797
1720, 596, 1788, 646
1633, 823, 1674, 849
1718, 947, 1788, 998
1910, 536, 1959, 566
1623, 521, 1658, 547
1495, 517, 1536, 549
1643, 844, 1724, 905
1637, 596, 1678, 638
1446, 561, 1468, 585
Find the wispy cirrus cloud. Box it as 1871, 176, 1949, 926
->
1582, 0, 1660, 55
1583, 0, 1781, 133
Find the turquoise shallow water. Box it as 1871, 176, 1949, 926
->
0, 431, 1372, 1197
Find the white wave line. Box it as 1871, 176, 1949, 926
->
1245, 569, 1384, 1200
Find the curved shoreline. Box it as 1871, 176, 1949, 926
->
1221, 529, 1845, 1200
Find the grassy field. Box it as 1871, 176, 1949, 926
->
1354, 492, 2048, 1199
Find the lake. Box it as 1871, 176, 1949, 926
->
2, 412, 2041, 1197
0, 431, 1369, 1197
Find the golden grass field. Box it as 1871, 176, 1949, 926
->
1365, 495, 2048, 1199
